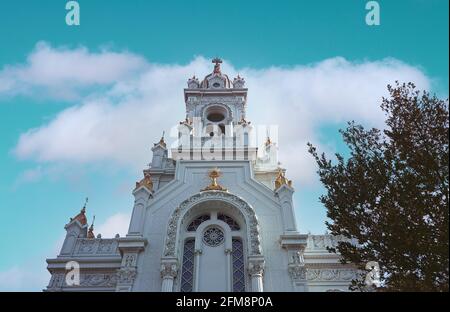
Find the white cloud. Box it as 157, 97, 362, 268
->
0, 41, 147, 100
96, 212, 131, 238
242, 57, 430, 183
8, 43, 431, 186
15, 166, 43, 183
0, 265, 49, 292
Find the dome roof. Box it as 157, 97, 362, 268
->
200, 58, 232, 89
200, 73, 232, 89
187, 58, 245, 89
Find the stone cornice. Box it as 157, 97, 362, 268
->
279, 233, 308, 249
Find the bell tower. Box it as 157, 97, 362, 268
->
174, 58, 256, 161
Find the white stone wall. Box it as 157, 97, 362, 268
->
132, 160, 294, 291
46, 159, 356, 292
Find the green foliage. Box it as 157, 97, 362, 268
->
308, 82, 449, 291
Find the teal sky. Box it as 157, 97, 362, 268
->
0, 0, 448, 290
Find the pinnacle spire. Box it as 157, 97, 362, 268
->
81, 197, 88, 213
87, 215, 95, 239
70, 197, 89, 226
156, 131, 167, 148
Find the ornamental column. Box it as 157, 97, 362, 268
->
248, 256, 265, 292
160, 258, 178, 292
193, 249, 202, 292
116, 236, 147, 292
225, 248, 232, 292
279, 234, 308, 292
287, 248, 308, 292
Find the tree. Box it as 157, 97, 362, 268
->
308, 82, 449, 291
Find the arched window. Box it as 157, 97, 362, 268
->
180, 239, 195, 292
232, 238, 245, 292
187, 215, 210, 231
218, 213, 240, 231
179, 210, 247, 292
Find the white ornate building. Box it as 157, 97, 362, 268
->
46, 59, 356, 292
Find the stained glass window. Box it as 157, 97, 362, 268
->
180, 238, 195, 292
232, 238, 245, 292
203, 226, 224, 247
187, 214, 210, 231
218, 213, 240, 231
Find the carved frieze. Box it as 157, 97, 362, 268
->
46, 271, 118, 290
116, 268, 137, 284
306, 268, 357, 282
288, 266, 307, 281
77, 239, 96, 254
200, 96, 239, 103
47, 273, 65, 290
97, 239, 118, 254
307, 234, 356, 250
74, 238, 119, 255
81, 273, 117, 287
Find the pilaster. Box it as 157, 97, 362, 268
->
248, 256, 265, 292
115, 236, 147, 292
160, 257, 179, 292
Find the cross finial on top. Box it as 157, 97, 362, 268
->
81, 197, 88, 213
212, 58, 222, 74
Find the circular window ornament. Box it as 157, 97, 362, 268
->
203, 227, 224, 247
212, 82, 221, 88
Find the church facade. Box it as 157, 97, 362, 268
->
45, 59, 356, 292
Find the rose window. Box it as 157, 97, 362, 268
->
202, 227, 224, 247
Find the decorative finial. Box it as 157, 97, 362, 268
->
265, 128, 272, 147
180, 117, 192, 126
238, 116, 251, 126
87, 215, 95, 239
201, 168, 228, 192
212, 58, 222, 74
274, 168, 292, 190
233, 74, 245, 88
81, 197, 88, 213
158, 131, 167, 148
265, 129, 272, 146
135, 171, 154, 191
187, 75, 200, 88
69, 197, 88, 226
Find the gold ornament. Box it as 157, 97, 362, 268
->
275, 168, 292, 190
135, 172, 154, 191
201, 168, 227, 192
